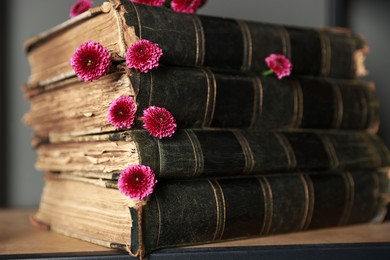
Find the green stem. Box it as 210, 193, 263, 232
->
262, 69, 274, 76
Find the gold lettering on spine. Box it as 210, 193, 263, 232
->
251, 77, 263, 129
208, 180, 226, 241
339, 171, 355, 225
232, 131, 255, 174
185, 130, 204, 177
277, 26, 291, 59
274, 133, 297, 171
258, 176, 273, 235
329, 80, 343, 129
192, 16, 205, 67
236, 20, 253, 71
201, 69, 217, 127
290, 80, 304, 128
318, 30, 332, 77
317, 134, 339, 169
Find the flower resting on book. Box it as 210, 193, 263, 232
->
108, 96, 137, 129
118, 165, 157, 200
70, 41, 111, 81
171, 0, 207, 13
126, 39, 163, 73
69, 0, 93, 18
263, 54, 292, 79
130, 0, 166, 6
130, 0, 207, 13
142, 106, 177, 139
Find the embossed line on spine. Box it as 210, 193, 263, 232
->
232, 131, 255, 174
274, 133, 297, 171
208, 179, 226, 241
277, 26, 291, 59
290, 80, 304, 128
185, 130, 204, 177
154, 194, 162, 248
317, 134, 339, 169
201, 69, 217, 127
251, 77, 263, 129
147, 71, 154, 107
329, 80, 343, 129
338, 171, 355, 225
236, 20, 253, 71
299, 174, 315, 231
258, 176, 273, 235
156, 138, 163, 177
318, 30, 331, 77
192, 16, 205, 67
130, 2, 142, 39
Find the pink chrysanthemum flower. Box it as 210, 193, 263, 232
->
142, 106, 177, 139
170, 0, 206, 13
130, 0, 166, 6
70, 0, 93, 18
118, 165, 157, 200
107, 96, 137, 129
70, 41, 111, 81
125, 39, 163, 73
263, 54, 292, 79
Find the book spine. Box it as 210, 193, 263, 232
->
23, 67, 379, 139
34, 130, 390, 178
129, 169, 389, 256
125, 129, 390, 178
133, 67, 379, 131
116, 0, 367, 78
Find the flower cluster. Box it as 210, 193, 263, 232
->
70, 0, 93, 18
263, 54, 292, 79
130, 0, 207, 13
107, 96, 177, 139
118, 164, 157, 200
67, 2, 296, 201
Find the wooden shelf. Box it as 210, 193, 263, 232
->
1, 208, 390, 259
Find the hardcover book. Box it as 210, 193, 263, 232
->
23, 66, 379, 139
33, 168, 390, 258
34, 129, 390, 179
24, 0, 368, 87
22, 1, 390, 258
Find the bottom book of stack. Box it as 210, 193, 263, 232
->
32, 168, 389, 258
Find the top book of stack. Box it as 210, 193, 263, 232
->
25, 0, 368, 87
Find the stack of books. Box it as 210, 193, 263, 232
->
23, 0, 390, 258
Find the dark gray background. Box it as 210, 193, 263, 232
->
2, 0, 389, 207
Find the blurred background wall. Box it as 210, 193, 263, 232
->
1, 0, 389, 207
